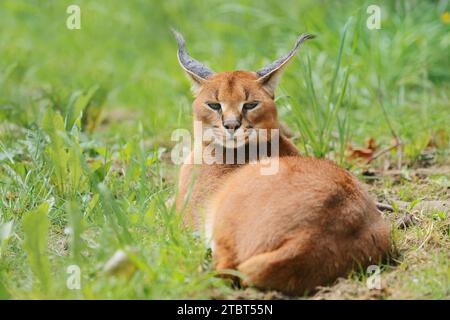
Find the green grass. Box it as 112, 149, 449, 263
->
0, 0, 449, 299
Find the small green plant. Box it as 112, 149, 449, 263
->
290, 17, 354, 164
22, 202, 52, 295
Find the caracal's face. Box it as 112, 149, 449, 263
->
192, 71, 279, 148
174, 31, 314, 148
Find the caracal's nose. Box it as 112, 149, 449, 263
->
223, 119, 241, 131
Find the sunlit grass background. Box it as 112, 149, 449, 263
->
0, 0, 449, 299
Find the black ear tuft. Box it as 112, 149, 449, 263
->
172, 28, 214, 81
256, 34, 315, 95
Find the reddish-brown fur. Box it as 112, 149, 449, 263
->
175, 36, 391, 295
176, 71, 299, 228
208, 157, 390, 295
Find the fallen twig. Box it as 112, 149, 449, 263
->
368, 141, 402, 164
376, 167, 450, 177
376, 202, 394, 212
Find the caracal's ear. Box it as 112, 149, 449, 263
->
256, 34, 315, 96
172, 29, 214, 94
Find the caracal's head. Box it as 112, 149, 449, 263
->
173, 30, 314, 148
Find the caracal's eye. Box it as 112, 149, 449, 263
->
206, 102, 222, 111
243, 101, 259, 110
